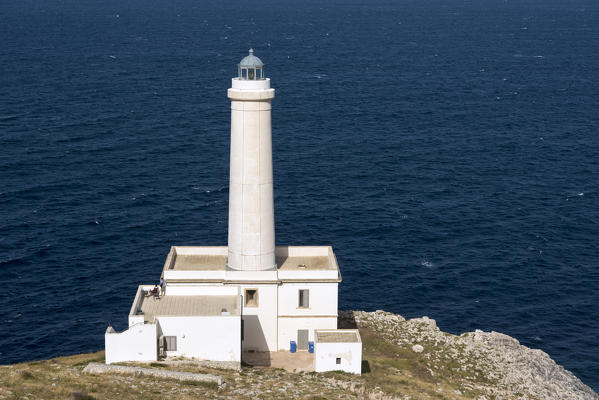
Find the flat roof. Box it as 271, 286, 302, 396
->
137, 295, 240, 320
276, 256, 333, 270
164, 246, 339, 272
315, 330, 361, 343
173, 254, 228, 271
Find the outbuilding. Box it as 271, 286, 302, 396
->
105, 285, 241, 367
314, 329, 362, 375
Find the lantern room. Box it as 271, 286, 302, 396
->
238, 48, 265, 80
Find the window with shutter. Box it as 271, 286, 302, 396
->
165, 336, 177, 351
244, 289, 258, 307
298, 289, 309, 308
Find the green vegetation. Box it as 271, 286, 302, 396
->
0, 321, 510, 399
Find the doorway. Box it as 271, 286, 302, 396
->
297, 329, 309, 350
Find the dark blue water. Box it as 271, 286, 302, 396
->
1, 0, 598, 390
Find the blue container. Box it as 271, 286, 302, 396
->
308, 341, 314, 354
290, 341, 296, 353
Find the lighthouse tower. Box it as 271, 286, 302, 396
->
227, 49, 276, 271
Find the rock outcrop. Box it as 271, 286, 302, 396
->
82, 362, 223, 385
341, 310, 598, 400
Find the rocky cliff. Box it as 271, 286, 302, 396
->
339, 310, 598, 400
0, 310, 596, 400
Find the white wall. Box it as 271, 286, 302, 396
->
277, 283, 338, 317
128, 315, 144, 327
157, 316, 241, 362
239, 284, 278, 351
277, 269, 339, 280
276, 282, 338, 350
226, 270, 278, 281
163, 270, 225, 281
277, 317, 337, 350
173, 246, 228, 256
314, 341, 362, 375
165, 285, 239, 296
276, 246, 330, 257
105, 323, 157, 364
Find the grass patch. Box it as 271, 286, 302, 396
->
321, 370, 354, 379
72, 392, 97, 400
149, 362, 167, 368
359, 327, 465, 397
73, 354, 105, 368
19, 370, 34, 379
181, 379, 219, 390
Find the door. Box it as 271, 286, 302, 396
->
297, 329, 309, 350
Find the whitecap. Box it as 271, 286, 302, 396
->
421, 260, 433, 268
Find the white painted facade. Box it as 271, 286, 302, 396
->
157, 316, 241, 362
278, 317, 338, 351
104, 50, 360, 372
277, 282, 338, 350
314, 330, 362, 375
105, 323, 157, 364
238, 283, 278, 351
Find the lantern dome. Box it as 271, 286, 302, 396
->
239, 48, 264, 68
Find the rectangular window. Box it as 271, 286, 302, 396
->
336, 357, 341, 365
165, 336, 177, 351
298, 289, 309, 308
244, 289, 258, 307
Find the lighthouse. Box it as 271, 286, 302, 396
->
227, 49, 276, 271
104, 49, 361, 374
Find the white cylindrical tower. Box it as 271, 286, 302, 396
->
227, 49, 276, 271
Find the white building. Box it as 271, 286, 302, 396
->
314, 330, 362, 374
105, 50, 361, 373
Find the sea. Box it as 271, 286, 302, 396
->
1, 0, 598, 391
